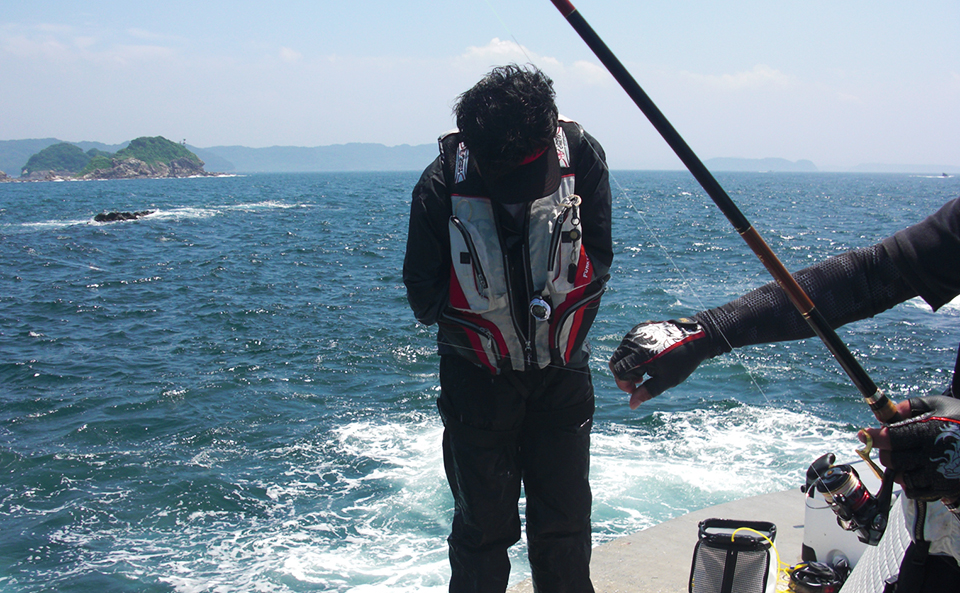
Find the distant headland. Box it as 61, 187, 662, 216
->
1, 138, 957, 178
0, 138, 439, 180
1, 136, 215, 182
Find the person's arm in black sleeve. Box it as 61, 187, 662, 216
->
706, 197, 960, 349
882, 197, 960, 312
702, 196, 960, 351
610, 242, 918, 407
573, 129, 613, 279
695, 242, 917, 351
403, 157, 452, 326
857, 198, 960, 503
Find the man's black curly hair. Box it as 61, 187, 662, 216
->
454, 64, 558, 174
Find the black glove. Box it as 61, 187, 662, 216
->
886, 395, 960, 502
609, 318, 714, 398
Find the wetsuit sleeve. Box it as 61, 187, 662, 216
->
882, 197, 960, 312
573, 129, 613, 279
693, 243, 918, 354
403, 157, 452, 326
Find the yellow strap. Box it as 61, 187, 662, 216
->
731, 527, 791, 592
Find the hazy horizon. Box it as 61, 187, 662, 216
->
2, 1, 957, 170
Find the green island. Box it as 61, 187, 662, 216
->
9, 136, 212, 181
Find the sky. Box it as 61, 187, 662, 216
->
1, 0, 958, 170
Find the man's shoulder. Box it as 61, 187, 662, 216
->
413, 155, 448, 202
558, 117, 583, 139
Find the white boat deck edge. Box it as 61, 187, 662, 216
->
507, 488, 807, 593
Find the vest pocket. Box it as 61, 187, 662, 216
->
449, 216, 493, 310
438, 313, 506, 373
550, 275, 606, 365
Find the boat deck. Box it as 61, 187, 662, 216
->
508, 488, 806, 593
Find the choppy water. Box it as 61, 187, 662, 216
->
1, 171, 958, 591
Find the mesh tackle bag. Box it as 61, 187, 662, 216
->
689, 518, 778, 593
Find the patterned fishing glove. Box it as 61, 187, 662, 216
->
609, 318, 716, 398
886, 396, 960, 502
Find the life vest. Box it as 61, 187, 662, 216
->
437, 121, 605, 373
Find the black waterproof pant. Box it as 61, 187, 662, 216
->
891, 542, 960, 592
438, 354, 595, 593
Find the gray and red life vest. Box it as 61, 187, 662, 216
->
437, 121, 606, 374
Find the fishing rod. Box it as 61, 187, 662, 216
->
548, 0, 900, 424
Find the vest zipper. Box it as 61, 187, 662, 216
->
450, 216, 489, 293
521, 206, 538, 368
493, 204, 535, 369
547, 207, 570, 273
548, 195, 582, 282
521, 244, 536, 367
914, 500, 927, 543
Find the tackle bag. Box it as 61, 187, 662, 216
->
689, 518, 778, 593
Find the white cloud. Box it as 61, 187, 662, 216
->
105, 44, 176, 65
34, 23, 74, 35
279, 46, 303, 63
1, 22, 176, 65
127, 28, 167, 41
568, 59, 610, 86
459, 37, 535, 65
837, 92, 863, 104
2, 34, 71, 61
682, 64, 796, 91
452, 39, 610, 92
74, 36, 97, 50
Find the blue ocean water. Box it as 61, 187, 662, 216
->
1, 171, 958, 591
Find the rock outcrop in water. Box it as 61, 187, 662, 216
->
94, 210, 156, 223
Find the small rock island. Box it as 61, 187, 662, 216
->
9, 136, 215, 181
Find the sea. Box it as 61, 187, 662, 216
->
1, 170, 958, 592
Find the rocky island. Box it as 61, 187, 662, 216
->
8, 136, 215, 181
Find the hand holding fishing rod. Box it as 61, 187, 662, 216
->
548, 0, 900, 423
860, 397, 960, 505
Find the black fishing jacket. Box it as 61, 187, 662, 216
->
883, 196, 960, 396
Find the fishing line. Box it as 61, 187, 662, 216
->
480, 0, 535, 64
547, 0, 901, 424
21, 245, 106, 272
471, 0, 774, 403
435, 3, 898, 549
608, 175, 774, 404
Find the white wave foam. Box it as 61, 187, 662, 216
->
19, 218, 91, 230
902, 294, 960, 314
44, 405, 861, 592
941, 295, 960, 313
222, 201, 304, 211
590, 403, 858, 541
12, 201, 307, 232
163, 415, 450, 592
147, 207, 219, 220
